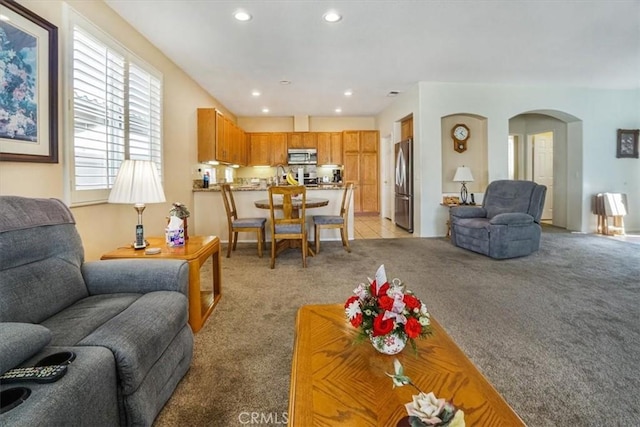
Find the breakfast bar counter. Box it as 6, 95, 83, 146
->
193, 186, 353, 245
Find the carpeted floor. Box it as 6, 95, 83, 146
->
154, 231, 640, 426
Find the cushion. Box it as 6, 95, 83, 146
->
78, 291, 189, 395
313, 215, 344, 225
0, 323, 51, 374
233, 218, 266, 228
275, 224, 302, 234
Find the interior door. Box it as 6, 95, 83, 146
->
382, 135, 393, 220
533, 132, 554, 221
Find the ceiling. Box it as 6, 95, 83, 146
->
104, 1, 640, 118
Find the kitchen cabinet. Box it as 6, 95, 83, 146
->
197, 109, 217, 163
248, 133, 270, 166
216, 111, 230, 163
317, 132, 343, 165
271, 133, 287, 165
197, 108, 247, 165
248, 132, 288, 166
401, 116, 413, 141
288, 132, 317, 149
342, 130, 379, 214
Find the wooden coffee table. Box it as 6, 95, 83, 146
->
289, 304, 525, 426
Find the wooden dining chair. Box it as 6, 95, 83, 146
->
268, 185, 307, 269
221, 184, 267, 258
312, 182, 354, 254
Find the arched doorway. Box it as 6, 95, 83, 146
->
509, 110, 583, 230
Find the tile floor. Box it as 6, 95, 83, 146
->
353, 215, 415, 239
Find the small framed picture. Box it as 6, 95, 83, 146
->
616, 129, 639, 159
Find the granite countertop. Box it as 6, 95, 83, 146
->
194, 184, 346, 192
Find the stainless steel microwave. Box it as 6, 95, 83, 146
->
287, 149, 317, 165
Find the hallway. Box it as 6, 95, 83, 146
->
354, 216, 415, 239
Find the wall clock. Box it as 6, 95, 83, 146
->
451, 124, 470, 153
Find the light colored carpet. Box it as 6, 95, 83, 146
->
154, 231, 640, 426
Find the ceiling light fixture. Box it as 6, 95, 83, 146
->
279, 80, 291, 85
262, 108, 270, 113
251, 90, 261, 97
233, 10, 252, 21
323, 11, 342, 23
344, 90, 353, 97
335, 108, 342, 113
387, 91, 400, 97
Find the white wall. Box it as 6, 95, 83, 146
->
0, 0, 228, 260
377, 84, 421, 234
377, 82, 640, 236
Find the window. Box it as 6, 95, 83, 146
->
67, 10, 162, 205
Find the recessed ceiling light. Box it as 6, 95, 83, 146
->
262, 108, 270, 113
251, 90, 261, 97
234, 10, 252, 21
335, 108, 342, 113
344, 90, 353, 97
387, 91, 400, 97
323, 11, 342, 23
279, 80, 291, 85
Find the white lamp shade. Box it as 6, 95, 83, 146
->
453, 166, 474, 183
108, 160, 166, 204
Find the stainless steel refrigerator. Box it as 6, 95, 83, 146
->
394, 139, 413, 233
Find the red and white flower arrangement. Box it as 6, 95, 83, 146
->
344, 265, 432, 353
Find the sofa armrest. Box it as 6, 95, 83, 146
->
82, 259, 189, 296
0, 323, 51, 374
489, 212, 535, 226
450, 206, 486, 218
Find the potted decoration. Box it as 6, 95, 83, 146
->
168, 202, 190, 240
388, 359, 465, 426
344, 265, 432, 355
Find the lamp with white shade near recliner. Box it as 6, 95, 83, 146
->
453, 166, 474, 205
108, 159, 166, 249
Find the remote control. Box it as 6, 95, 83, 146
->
0, 365, 67, 384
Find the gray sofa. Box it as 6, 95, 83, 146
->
449, 180, 547, 259
0, 196, 193, 426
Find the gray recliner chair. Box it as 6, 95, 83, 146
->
449, 180, 547, 259
0, 196, 193, 426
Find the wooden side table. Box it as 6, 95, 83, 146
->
441, 203, 480, 238
100, 235, 221, 333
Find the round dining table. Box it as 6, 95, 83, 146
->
254, 197, 329, 258
253, 197, 329, 212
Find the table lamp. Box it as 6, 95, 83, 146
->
108, 160, 166, 249
453, 166, 474, 205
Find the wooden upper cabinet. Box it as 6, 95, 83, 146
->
288, 132, 317, 149
197, 108, 216, 163
271, 133, 287, 166
248, 132, 288, 166
401, 116, 413, 141
317, 132, 343, 165
360, 131, 378, 152
342, 131, 360, 153
248, 133, 271, 166
216, 111, 230, 163
230, 124, 247, 166
197, 108, 246, 165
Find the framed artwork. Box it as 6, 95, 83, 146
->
616, 129, 639, 159
0, 0, 58, 163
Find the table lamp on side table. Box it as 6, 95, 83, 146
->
108, 160, 166, 249
453, 166, 474, 205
